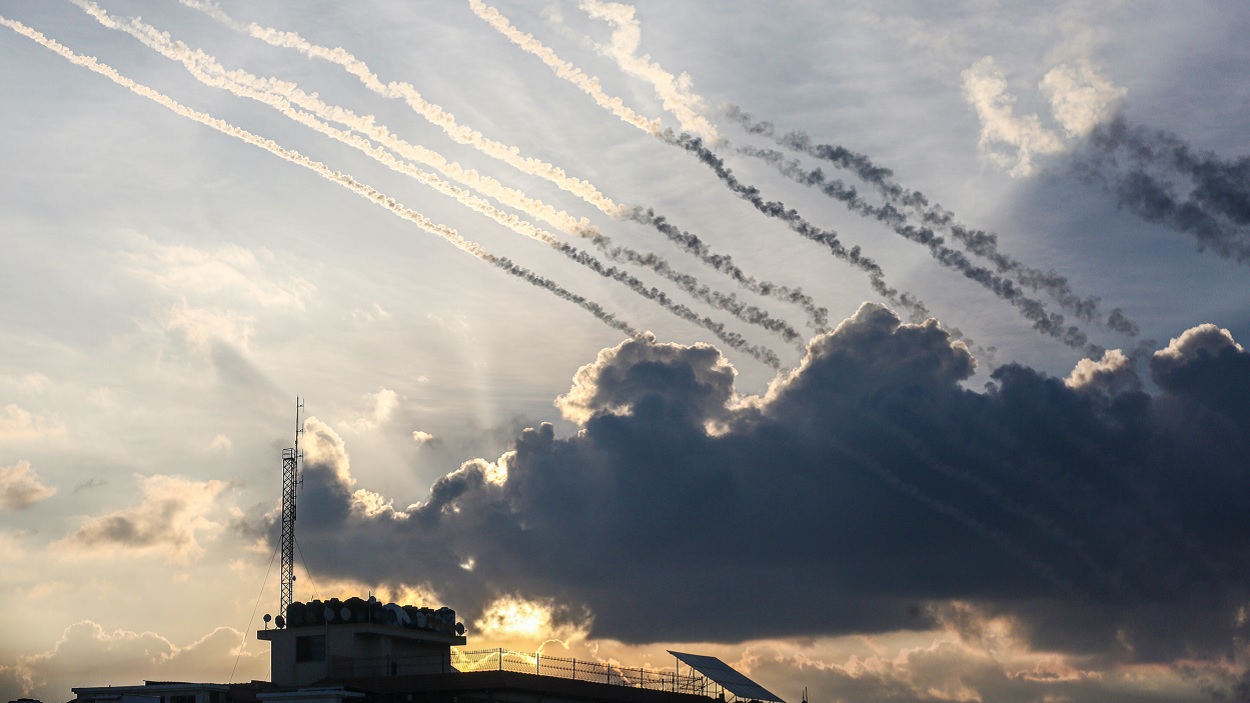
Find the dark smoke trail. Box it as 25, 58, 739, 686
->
593, 242, 805, 345
623, 208, 831, 332
742, 145, 1100, 353
1078, 116, 1250, 264
554, 243, 783, 368
668, 132, 933, 327
725, 105, 1140, 338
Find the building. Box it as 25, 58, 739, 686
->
71, 596, 784, 703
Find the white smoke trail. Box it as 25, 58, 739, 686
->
0, 13, 637, 338
577, 0, 718, 142
180, 0, 628, 218
465, 0, 662, 137
68, 0, 802, 357
173, 0, 826, 337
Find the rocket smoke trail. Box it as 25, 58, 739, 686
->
725, 106, 1140, 338
491, 0, 1055, 347
71, 1, 800, 358
464, 0, 663, 136
670, 133, 934, 325
177, 0, 825, 339
1078, 116, 1250, 265
181, 0, 628, 215
576, 0, 718, 142
741, 145, 1099, 351
0, 15, 637, 340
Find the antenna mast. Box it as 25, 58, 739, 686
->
279, 397, 303, 617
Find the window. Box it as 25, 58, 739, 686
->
296, 635, 326, 662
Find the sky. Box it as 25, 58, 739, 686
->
2, 1, 1249, 702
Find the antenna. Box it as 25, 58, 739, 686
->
279, 397, 303, 618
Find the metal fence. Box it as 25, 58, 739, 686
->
335, 648, 712, 696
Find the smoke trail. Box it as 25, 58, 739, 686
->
176, 0, 824, 339
0, 14, 636, 339
669, 133, 936, 322
464, 0, 663, 136
1078, 116, 1250, 264
74, 1, 800, 356
554, 243, 783, 368
725, 106, 1140, 338
177, 1, 627, 216
623, 208, 830, 331
576, 0, 718, 141
740, 145, 1101, 352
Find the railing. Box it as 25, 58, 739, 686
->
332, 648, 712, 696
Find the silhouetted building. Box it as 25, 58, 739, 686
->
70, 596, 783, 703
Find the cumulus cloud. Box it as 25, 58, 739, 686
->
1065, 348, 1139, 394
0, 461, 57, 510
301, 417, 403, 520
278, 304, 1250, 672
59, 474, 232, 562
0, 403, 66, 443
349, 388, 400, 431
0, 457, 56, 505
0, 621, 264, 703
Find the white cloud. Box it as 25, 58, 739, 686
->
165, 302, 254, 353
0, 621, 264, 702
961, 56, 1065, 176
122, 232, 315, 309
17, 372, 51, 394
0, 461, 57, 510
58, 474, 232, 562
0, 404, 67, 443
206, 433, 232, 452
1040, 60, 1125, 137
350, 388, 400, 431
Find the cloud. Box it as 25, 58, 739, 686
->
59, 474, 232, 562
349, 388, 400, 431
0, 403, 66, 443
0, 461, 57, 510
165, 302, 254, 353
122, 232, 315, 309
207, 433, 232, 452
962, 57, 1065, 176
280, 303, 1250, 671
1040, 60, 1125, 137
0, 621, 264, 703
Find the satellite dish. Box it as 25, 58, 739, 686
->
275, 615, 286, 629
324, 607, 335, 622
455, 622, 465, 635
416, 613, 427, 628
263, 614, 272, 623
341, 607, 352, 621
384, 603, 411, 626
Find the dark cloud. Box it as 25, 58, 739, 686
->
289, 304, 1250, 664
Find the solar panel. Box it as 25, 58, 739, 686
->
668, 651, 785, 703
